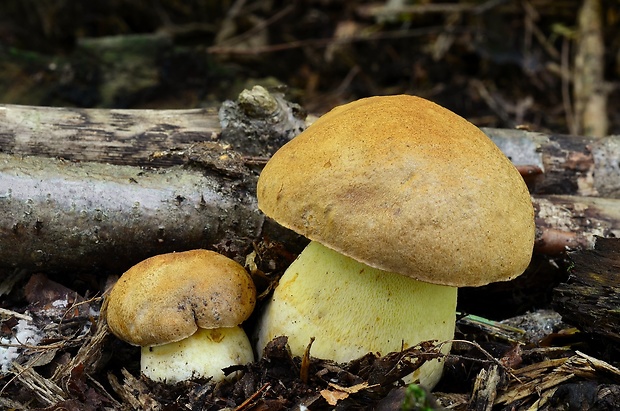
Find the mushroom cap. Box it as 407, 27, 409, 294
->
106, 250, 256, 347
257, 95, 534, 287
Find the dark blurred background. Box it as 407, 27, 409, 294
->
0, 0, 617, 132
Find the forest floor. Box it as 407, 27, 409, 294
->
1, 1, 620, 410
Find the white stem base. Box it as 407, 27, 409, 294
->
256, 241, 457, 388
141, 326, 253, 383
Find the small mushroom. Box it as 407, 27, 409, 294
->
106, 249, 256, 383
255, 95, 535, 388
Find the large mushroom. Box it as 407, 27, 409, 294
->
255, 95, 535, 388
106, 249, 256, 383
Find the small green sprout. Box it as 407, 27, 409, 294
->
401, 384, 433, 411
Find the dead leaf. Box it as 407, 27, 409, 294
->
320, 388, 349, 405
328, 381, 374, 394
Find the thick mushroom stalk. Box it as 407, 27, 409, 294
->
142, 327, 254, 383
256, 241, 457, 387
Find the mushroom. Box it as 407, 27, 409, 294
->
106, 249, 256, 383
255, 95, 535, 388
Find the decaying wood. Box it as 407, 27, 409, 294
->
468, 365, 502, 411
1, 143, 618, 273
0, 104, 221, 167
0, 98, 619, 198
108, 368, 161, 410
0, 85, 306, 167
553, 237, 620, 347
218, 85, 307, 157
494, 351, 620, 408
0, 151, 263, 274
2, 130, 620, 273
483, 128, 620, 199
12, 362, 66, 406
1, 90, 619, 273
534, 195, 620, 254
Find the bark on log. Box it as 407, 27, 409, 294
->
534, 195, 620, 254
1, 92, 620, 273
0, 101, 618, 198
552, 237, 620, 351
0, 85, 306, 167
483, 128, 620, 199
0, 152, 264, 274
0, 105, 221, 167
1, 144, 618, 274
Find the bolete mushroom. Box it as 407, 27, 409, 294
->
255, 95, 535, 388
106, 249, 256, 383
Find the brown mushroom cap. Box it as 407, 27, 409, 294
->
106, 250, 256, 347
257, 95, 534, 287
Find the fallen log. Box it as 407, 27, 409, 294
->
0, 85, 307, 166
0, 93, 619, 198
484, 127, 620, 199
0, 105, 221, 167
0, 151, 264, 274
553, 237, 620, 356
1, 144, 618, 274
1, 90, 619, 273
534, 195, 620, 254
